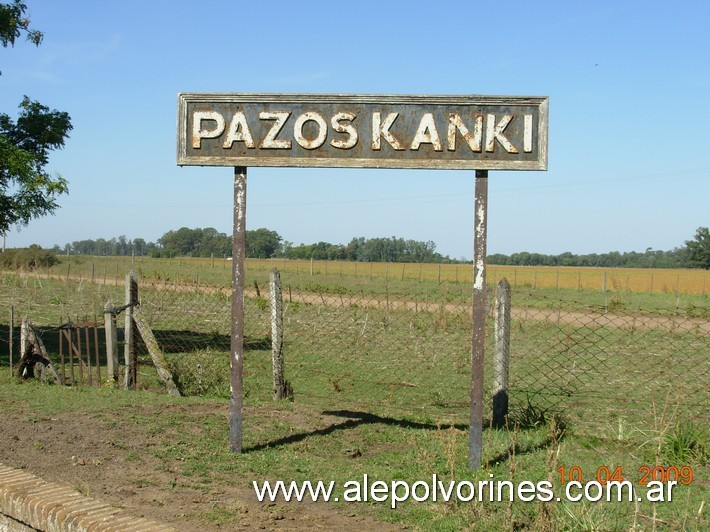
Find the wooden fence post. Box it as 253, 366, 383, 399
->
132, 306, 181, 396
270, 268, 292, 400
32, 324, 61, 384
84, 325, 92, 386
17, 319, 60, 383
124, 271, 138, 390
104, 302, 118, 386
93, 323, 101, 384
493, 278, 511, 428
76, 325, 83, 382
9, 305, 13, 378
19, 318, 30, 377
65, 328, 75, 386
59, 325, 64, 384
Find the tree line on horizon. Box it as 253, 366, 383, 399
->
51, 227, 453, 264
39, 226, 710, 270
3, 6, 708, 272
487, 249, 683, 269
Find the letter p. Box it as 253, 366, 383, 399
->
391, 481, 409, 509
192, 111, 226, 148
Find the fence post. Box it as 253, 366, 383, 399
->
104, 302, 118, 386
9, 305, 13, 378
76, 325, 83, 383
66, 328, 75, 386
493, 278, 511, 428
270, 268, 292, 400
132, 307, 181, 396
124, 271, 138, 390
17, 319, 60, 383
93, 323, 101, 384
19, 318, 30, 377
59, 324, 64, 384
84, 325, 92, 386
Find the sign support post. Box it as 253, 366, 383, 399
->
469, 170, 488, 469
230, 166, 247, 453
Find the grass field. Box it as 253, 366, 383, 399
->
17, 254, 710, 316
45, 254, 710, 293
0, 373, 706, 530
0, 261, 707, 529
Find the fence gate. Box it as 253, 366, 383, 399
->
57, 321, 102, 386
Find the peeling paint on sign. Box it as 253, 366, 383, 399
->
178, 94, 548, 170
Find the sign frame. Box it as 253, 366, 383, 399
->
177, 93, 548, 171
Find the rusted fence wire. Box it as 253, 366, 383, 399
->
1, 270, 708, 439
132, 272, 709, 438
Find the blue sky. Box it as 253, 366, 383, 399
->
1, 0, 708, 260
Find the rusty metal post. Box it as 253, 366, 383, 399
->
470, 170, 488, 470
230, 167, 247, 453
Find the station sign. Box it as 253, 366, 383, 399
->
177, 93, 548, 170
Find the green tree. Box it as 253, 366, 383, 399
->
246, 228, 282, 258
1, 1, 72, 236
684, 227, 710, 269
157, 227, 232, 257
0, 243, 57, 269
159, 227, 201, 256
132, 238, 147, 256
198, 227, 231, 257
0, 1, 42, 49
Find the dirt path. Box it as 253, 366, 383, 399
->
26, 272, 710, 334
0, 401, 402, 531
279, 291, 710, 334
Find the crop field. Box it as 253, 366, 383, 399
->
31, 254, 710, 313
45, 254, 710, 292
0, 261, 708, 530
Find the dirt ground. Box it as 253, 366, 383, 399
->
0, 402, 402, 531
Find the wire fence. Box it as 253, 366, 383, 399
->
1, 270, 708, 440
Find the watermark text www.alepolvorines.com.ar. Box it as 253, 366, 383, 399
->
253, 474, 680, 509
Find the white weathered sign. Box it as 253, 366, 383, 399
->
177, 93, 548, 170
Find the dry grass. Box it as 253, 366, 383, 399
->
243, 259, 709, 296
16, 254, 710, 298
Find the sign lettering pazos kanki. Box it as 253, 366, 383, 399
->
177, 93, 548, 170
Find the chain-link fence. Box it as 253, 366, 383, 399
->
1, 270, 708, 439
504, 291, 708, 437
